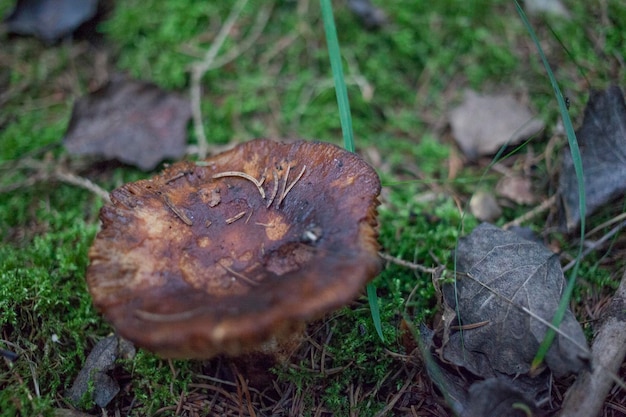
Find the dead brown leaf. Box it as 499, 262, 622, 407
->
449, 90, 545, 158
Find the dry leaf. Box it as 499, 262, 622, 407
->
469, 190, 502, 222
347, 0, 387, 29
66, 335, 134, 408
64, 76, 190, 171
465, 378, 541, 417
420, 323, 549, 417
449, 90, 544, 158
4, 0, 99, 43
558, 85, 626, 231
442, 223, 589, 378
496, 175, 536, 205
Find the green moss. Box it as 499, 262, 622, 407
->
0, 187, 101, 416
1, 0, 624, 414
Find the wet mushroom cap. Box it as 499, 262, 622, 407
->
87, 139, 381, 358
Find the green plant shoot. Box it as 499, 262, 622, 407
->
514, 0, 586, 371
320, 0, 384, 342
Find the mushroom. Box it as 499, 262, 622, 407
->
86, 139, 381, 359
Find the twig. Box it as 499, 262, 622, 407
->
54, 170, 112, 204
373, 367, 417, 417
278, 165, 306, 207
586, 211, 626, 237
0, 157, 111, 204
562, 220, 626, 273
502, 195, 557, 229
266, 168, 280, 208
218, 262, 259, 287
190, 0, 249, 159
203, 4, 273, 72
559, 268, 626, 417
225, 211, 247, 224
378, 252, 437, 274
276, 164, 291, 207
160, 194, 193, 226
212, 171, 266, 199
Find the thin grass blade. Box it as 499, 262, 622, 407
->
320, 0, 383, 342
514, 0, 586, 371
320, 0, 355, 153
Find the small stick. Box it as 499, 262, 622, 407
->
164, 171, 189, 184
278, 165, 306, 207
225, 211, 247, 224
502, 195, 557, 229
219, 263, 259, 287
450, 320, 490, 331
276, 164, 291, 208
586, 211, 626, 237
212, 171, 266, 199
559, 268, 626, 417
191, 0, 249, 159
266, 168, 280, 208
378, 252, 437, 274
162, 194, 193, 226
54, 170, 112, 204
562, 220, 626, 273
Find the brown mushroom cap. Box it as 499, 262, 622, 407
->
87, 139, 381, 358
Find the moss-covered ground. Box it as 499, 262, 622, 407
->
1, 1, 625, 415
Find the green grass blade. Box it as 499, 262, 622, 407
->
514, 0, 586, 370
367, 282, 385, 342
320, 0, 355, 153
320, 0, 383, 342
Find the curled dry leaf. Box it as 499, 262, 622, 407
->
86, 139, 381, 358
64, 76, 190, 171
442, 223, 589, 378
449, 90, 544, 158
558, 85, 626, 231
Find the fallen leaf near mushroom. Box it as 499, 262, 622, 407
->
63, 76, 190, 171
86, 139, 381, 359
464, 378, 541, 417
442, 223, 589, 378
4, 0, 99, 43
347, 0, 387, 29
558, 85, 626, 231
496, 175, 536, 205
449, 90, 545, 158
66, 335, 135, 408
